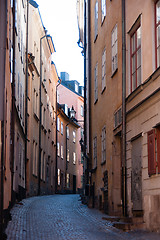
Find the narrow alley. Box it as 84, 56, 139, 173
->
5, 195, 160, 240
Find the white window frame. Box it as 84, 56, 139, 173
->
58, 169, 60, 186
81, 105, 84, 117
73, 152, 76, 165
73, 130, 76, 143
101, 126, 106, 163
67, 126, 69, 139
61, 145, 63, 159
61, 121, 63, 135
101, 0, 106, 23
102, 48, 106, 91
93, 136, 97, 168
112, 24, 118, 74
94, 63, 98, 102
57, 142, 60, 156
57, 117, 60, 131
67, 149, 69, 162
95, 1, 98, 39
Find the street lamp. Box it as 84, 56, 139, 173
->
38, 33, 51, 196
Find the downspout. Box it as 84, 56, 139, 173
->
122, 0, 127, 217
24, 0, 29, 198
11, 0, 16, 204
0, 1, 7, 237
55, 79, 61, 193
83, 0, 87, 193
88, 0, 92, 187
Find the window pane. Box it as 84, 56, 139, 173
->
132, 72, 136, 91
137, 48, 141, 68
137, 67, 141, 86
131, 34, 136, 53
137, 26, 141, 48
157, 46, 160, 67
132, 55, 136, 74
156, 1, 160, 24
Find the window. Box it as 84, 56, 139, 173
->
95, 1, 98, 39
73, 152, 76, 164
66, 173, 70, 188
67, 126, 69, 139
33, 140, 38, 176
57, 90, 60, 103
81, 105, 84, 117
156, 1, 160, 68
94, 63, 98, 102
114, 108, 122, 128
61, 122, 63, 135
130, 25, 141, 92
102, 48, 106, 91
33, 89, 38, 118
93, 136, 97, 168
57, 142, 60, 156
101, 126, 106, 163
61, 145, 63, 159
57, 117, 60, 131
67, 149, 69, 162
73, 131, 76, 143
112, 24, 118, 74
101, 0, 106, 22
43, 152, 46, 181
58, 169, 60, 185
75, 83, 78, 92
147, 129, 160, 176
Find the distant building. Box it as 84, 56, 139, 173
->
57, 104, 79, 194
58, 72, 84, 191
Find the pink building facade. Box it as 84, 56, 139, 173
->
58, 73, 84, 191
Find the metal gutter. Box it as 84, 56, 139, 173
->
122, 0, 127, 217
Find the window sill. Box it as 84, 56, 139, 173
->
101, 160, 106, 166
91, 166, 97, 173
111, 68, 118, 78
101, 86, 106, 94
94, 99, 98, 105
94, 34, 98, 43
101, 16, 106, 26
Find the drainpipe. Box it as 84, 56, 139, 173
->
55, 79, 61, 193
83, 0, 88, 195
11, 0, 16, 205
88, 0, 92, 188
0, 1, 8, 238
24, 0, 29, 199
122, 0, 127, 217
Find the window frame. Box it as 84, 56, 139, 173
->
102, 48, 106, 92
93, 136, 97, 168
130, 24, 141, 92
155, 0, 160, 68
94, 63, 98, 103
95, 1, 98, 40
101, 126, 106, 164
101, 0, 106, 23
111, 24, 118, 75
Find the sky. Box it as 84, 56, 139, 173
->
37, 0, 84, 86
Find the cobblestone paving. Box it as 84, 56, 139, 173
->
5, 194, 160, 240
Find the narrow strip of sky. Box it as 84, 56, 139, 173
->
37, 0, 84, 85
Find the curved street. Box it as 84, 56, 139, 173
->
5, 195, 160, 240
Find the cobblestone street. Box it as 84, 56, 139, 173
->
5, 195, 160, 240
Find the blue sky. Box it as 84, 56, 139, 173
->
37, 0, 84, 85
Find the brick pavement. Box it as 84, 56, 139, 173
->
5, 194, 160, 240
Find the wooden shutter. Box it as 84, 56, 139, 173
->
156, 128, 160, 174
147, 129, 156, 176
